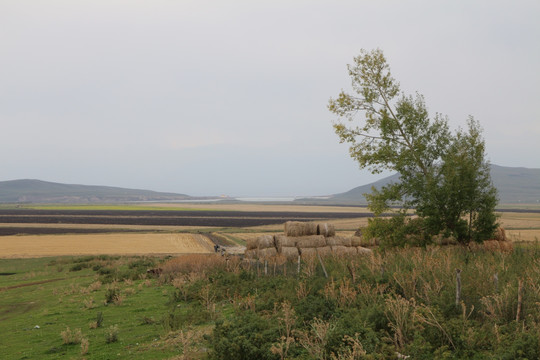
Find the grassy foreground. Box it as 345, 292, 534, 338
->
3, 244, 540, 359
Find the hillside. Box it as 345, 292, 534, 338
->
303, 164, 540, 205
0, 179, 194, 203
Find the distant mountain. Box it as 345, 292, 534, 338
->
301, 164, 540, 205
0, 179, 196, 203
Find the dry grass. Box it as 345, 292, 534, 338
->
162, 254, 227, 275
0, 233, 214, 258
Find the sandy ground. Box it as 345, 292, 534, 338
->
0, 233, 214, 258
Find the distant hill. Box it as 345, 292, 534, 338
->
301, 164, 540, 205
0, 179, 196, 203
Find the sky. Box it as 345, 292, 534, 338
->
1, 1, 539, 197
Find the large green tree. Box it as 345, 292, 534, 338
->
329, 49, 498, 243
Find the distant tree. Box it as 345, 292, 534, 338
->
329, 49, 498, 243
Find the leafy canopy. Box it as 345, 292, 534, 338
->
329, 49, 498, 243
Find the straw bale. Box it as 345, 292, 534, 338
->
299, 247, 317, 259
244, 249, 258, 259
341, 237, 352, 247
317, 223, 336, 237
296, 235, 327, 248
259, 247, 277, 259
316, 246, 332, 257
275, 235, 297, 253
281, 246, 299, 261
326, 236, 352, 247
258, 235, 276, 249
284, 221, 318, 237
331, 245, 350, 256
351, 236, 362, 247
326, 237, 343, 246
495, 227, 507, 241
246, 238, 258, 250
357, 247, 373, 256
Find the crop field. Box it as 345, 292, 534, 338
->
0, 233, 215, 258
0, 205, 538, 259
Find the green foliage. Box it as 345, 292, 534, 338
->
364, 213, 428, 248
208, 311, 280, 360
329, 49, 498, 244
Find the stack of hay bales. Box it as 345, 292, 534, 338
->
244, 221, 372, 260
244, 235, 277, 259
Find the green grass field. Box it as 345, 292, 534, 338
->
0, 256, 186, 359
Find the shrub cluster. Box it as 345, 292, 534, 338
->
163, 246, 540, 359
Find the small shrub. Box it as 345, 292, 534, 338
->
104, 284, 120, 304
89, 312, 104, 329
105, 325, 119, 344
83, 297, 95, 310
80, 337, 89, 355
61, 327, 83, 345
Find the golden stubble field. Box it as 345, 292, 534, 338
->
0, 233, 214, 258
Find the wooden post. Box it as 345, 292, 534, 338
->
317, 252, 328, 279
264, 260, 268, 276
456, 269, 462, 306
516, 279, 524, 322
493, 273, 499, 293
297, 255, 301, 275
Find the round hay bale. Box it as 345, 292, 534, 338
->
496, 227, 507, 241
296, 235, 327, 248
259, 247, 277, 259
331, 245, 349, 256
356, 247, 373, 256
284, 221, 318, 237
246, 238, 258, 250
244, 249, 258, 259
326, 237, 343, 246
351, 236, 362, 247
258, 235, 276, 249
316, 246, 332, 257
275, 235, 297, 253
341, 237, 352, 247
281, 246, 299, 260
317, 223, 336, 237
299, 247, 317, 259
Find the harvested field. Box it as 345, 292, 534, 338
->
0, 233, 214, 258
0, 209, 373, 231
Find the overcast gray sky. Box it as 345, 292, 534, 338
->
1, 1, 539, 196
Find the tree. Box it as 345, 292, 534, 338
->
329, 49, 497, 244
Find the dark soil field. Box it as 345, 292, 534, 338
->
0, 209, 373, 235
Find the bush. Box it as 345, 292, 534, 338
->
60, 327, 83, 345
105, 325, 119, 344
208, 312, 280, 360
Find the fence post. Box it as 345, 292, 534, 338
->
455, 268, 461, 306
297, 255, 301, 275
493, 272, 499, 293
264, 260, 268, 276
516, 278, 524, 322
317, 253, 328, 279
